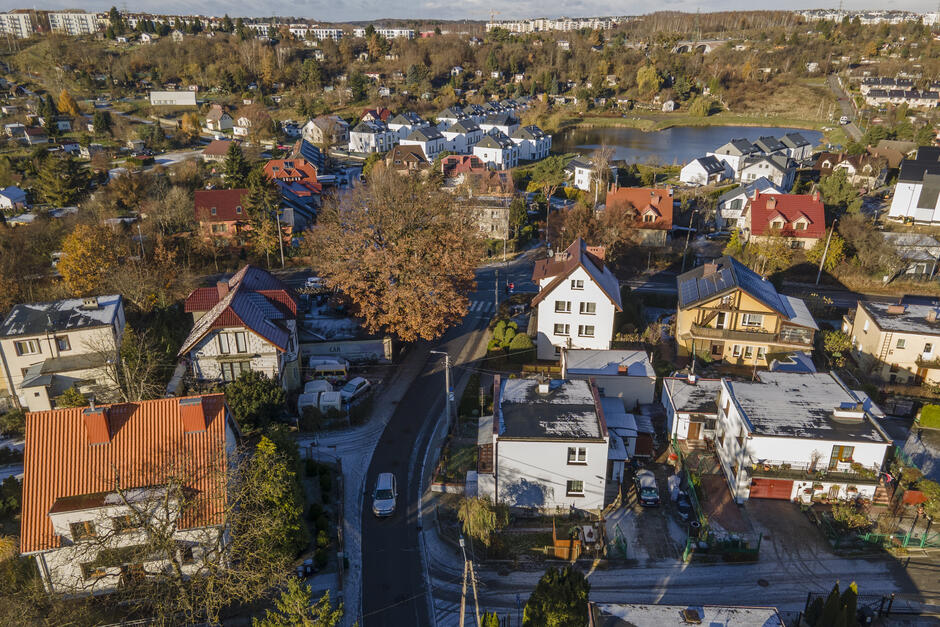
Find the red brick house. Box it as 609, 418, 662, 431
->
742, 191, 826, 249
194, 188, 249, 242
604, 186, 675, 246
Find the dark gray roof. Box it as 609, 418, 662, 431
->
917, 174, 940, 209
497, 378, 604, 440
664, 377, 721, 414
861, 302, 940, 336
446, 120, 480, 134
694, 155, 726, 174
0, 295, 122, 338
716, 177, 780, 205
437, 106, 464, 118
898, 146, 940, 183
713, 138, 758, 157
754, 136, 786, 153
780, 132, 810, 149
476, 131, 513, 149
511, 125, 546, 140
482, 112, 518, 126
742, 154, 793, 173
405, 126, 443, 142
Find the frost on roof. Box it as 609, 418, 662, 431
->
728, 373, 887, 442
564, 349, 654, 377
0, 295, 121, 337
664, 377, 722, 414
592, 603, 784, 627
498, 379, 603, 440
863, 302, 940, 336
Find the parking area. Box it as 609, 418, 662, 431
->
606, 463, 691, 563
744, 499, 836, 557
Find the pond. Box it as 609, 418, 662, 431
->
553, 124, 824, 165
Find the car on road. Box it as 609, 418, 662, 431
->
840, 115, 850, 125
634, 469, 661, 507
340, 376, 371, 402
633, 469, 659, 507
372, 472, 397, 517
705, 231, 731, 241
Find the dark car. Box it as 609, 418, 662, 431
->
634, 469, 660, 507
676, 491, 693, 521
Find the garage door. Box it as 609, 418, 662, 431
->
748, 478, 794, 500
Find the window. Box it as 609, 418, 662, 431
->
579, 302, 596, 315
897, 338, 906, 349
578, 325, 595, 337
211, 224, 227, 233
554, 301, 571, 313
14, 339, 40, 356
795, 221, 807, 231
235, 206, 243, 214
831, 445, 854, 463
55, 336, 70, 351
112, 514, 140, 534
771, 219, 784, 229
210, 207, 217, 215
217, 334, 230, 354
181, 545, 195, 564
643, 213, 655, 223
81, 563, 107, 580
741, 313, 763, 327
756, 346, 766, 360
566, 480, 585, 496
234, 332, 247, 353
567, 447, 587, 464
70, 521, 96, 541
553, 323, 570, 336
221, 361, 251, 382
732, 344, 742, 357
744, 346, 754, 359
926, 343, 933, 354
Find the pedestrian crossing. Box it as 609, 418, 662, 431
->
467, 300, 495, 314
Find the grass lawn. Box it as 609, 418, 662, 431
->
440, 439, 478, 483
574, 110, 830, 133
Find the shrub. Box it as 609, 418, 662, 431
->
316, 530, 330, 548
486, 338, 502, 353
508, 333, 535, 362
493, 320, 507, 343
0, 409, 25, 438
500, 327, 516, 349
319, 473, 331, 495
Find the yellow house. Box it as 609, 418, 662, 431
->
844, 301, 940, 385
676, 256, 818, 366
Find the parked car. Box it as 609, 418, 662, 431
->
305, 276, 326, 289
676, 490, 693, 521
372, 472, 397, 517
340, 376, 371, 402
705, 231, 731, 241
839, 115, 850, 125
634, 469, 660, 507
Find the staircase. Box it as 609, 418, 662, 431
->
872, 481, 893, 506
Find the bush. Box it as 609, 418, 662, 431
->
500, 327, 516, 349
316, 530, 330, 549
508, 332, 535, 362
314, 548, 328, 569
493, 320, 507, 343
0, 409, 25, 438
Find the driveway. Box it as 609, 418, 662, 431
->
606, 464, 687, 564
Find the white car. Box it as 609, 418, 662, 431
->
839, 115, 850, 125
340, 377, 371, 402
372, 472, 397, 517
305, 276, 326, 289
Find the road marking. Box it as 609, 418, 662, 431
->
468, 301, 494, 313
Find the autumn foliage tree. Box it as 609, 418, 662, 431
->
303, 167, 482, 342
57, 89, 81, 117
58, 224, 123, 295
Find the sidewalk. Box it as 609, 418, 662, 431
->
298, 342, 432, 627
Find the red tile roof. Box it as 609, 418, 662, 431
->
745, 192, 826, 239
184, 265, 297, 314
604, 186, 674, 230
194, 188, 249, 222
530, 238, 622, 310
202, 139, 234, 157
441, 154, 486, 178
21, 394, 233, 554
263, 158, 321, 187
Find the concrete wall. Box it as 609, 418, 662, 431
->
535, 266, 617, 360
496, 438, 608, 510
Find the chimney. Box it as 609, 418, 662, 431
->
81, 296, 99, 310
929, 309, 938, 323
887, 303, 906, 315
180, 397, 207, 433
766, 195, 777, 209
216, 280, 229, 299
688, 373, 698, 385
702, 262, 718, 276
537, 378, 551, 395
752, 188, 760, 201
83, 407, 111, 445
812, 189, 820, 202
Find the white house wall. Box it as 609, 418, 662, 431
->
496, 439, 608, 510
569, 373, 654, 409
189, 324, 297, 386
888, 181, 937, 222
535, 265, 616, 360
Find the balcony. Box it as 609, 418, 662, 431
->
748, 459, 880, 485
689, 323, 813, 348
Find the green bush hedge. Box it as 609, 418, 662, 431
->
921, 404, 940, 429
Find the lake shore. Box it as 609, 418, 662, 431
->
559, 111, 831, 133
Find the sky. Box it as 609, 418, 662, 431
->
0, 1, 936, 22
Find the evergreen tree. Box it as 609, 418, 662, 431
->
223, 142, 251, 188
253, 579, 342, 626
523, 566, 590, 627
36, 155, 89, 207
224, 370, 285, 436
93, 110, 113, 134
108, 6, 125, 35
348, 71, 368, 102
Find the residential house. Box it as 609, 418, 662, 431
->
739, 154, 796, 189
201, 139, 233, 163
347, 120, 398, 154
715, 372, 891, 504
752, 136, 787, 156
479, 113, 520, 136
457, 170, 515, 239
79, 144, 104, 160
204, 104, 233, 132
451, 66, 464, 76
148, 91, 197, 107
387, 112, 427, 141
887, 146, 940, 223
0, 295, 125, 412
560, 348, 656, 408
531, 238, 622, 360
476, 377, 612, 511
663, 375, 722, 448
473, 131, 518, 170
661, 100, 677, 112
679, 155, 733, 186
262, 157, 322, 232
289, 139, 326, 173
302, 115, 349, 146
385, 145, 429, 173
569, 159, 595, 192
675, 256, 818, 366
603, 186, 675, 246
715, 178, 781, 230
19, 394, 239, 594
442, 120, 483, 154
194, 188, 249, 242
361, 107, 392, 123
435, 106, 468, 130
881, 232, 940, 280
844, 301, 940, 385
0, 185, 27, 210
742, 191, 826, 249
441, 154, 486, 182
707, 139, 760, 176
24, 127, 48, 145
233, 116, 251, 138
588, 603, 785, 626
814, 152, 888, 189
510, 125, 551, 161
400, 125, 446, 161
779, 132, 813, 162
179, 265, 300, 390
126, 139, 145, 153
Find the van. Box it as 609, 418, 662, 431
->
372, 472, 397, 517
308, 357, 349, 379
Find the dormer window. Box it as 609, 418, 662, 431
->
236, 206, 242, 214
794, 221, 807, 230
210, 207, 217, 216
770, 219, 784, 229
643, 213, 655, 223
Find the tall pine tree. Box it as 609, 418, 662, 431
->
223, 142, 250, 188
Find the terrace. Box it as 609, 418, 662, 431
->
747, 459, 881, 485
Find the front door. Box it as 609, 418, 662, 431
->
710, 342, 724, 358
688, 421, 702, 441
915, 367, 928, 385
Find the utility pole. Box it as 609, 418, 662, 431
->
494, 268, 499, 312
430, 350, 453, 430
276, 210, 286, 268
458, 536, 468, 627
680, 208, 699, 273
468, 557, 482, 627
815, 218, 838, 285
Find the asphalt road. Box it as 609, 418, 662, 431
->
827, 74, 863, 142
360, 254, 536, 627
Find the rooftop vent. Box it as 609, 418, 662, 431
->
82, 406, 111, 445
180, 397, 207, 433
928, 309, 938, 323
701, 262, 718, 277
681, 608, 703, 624
766, 195, 777, 209
81, 296, 99, 310
216, 280, 230, 299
